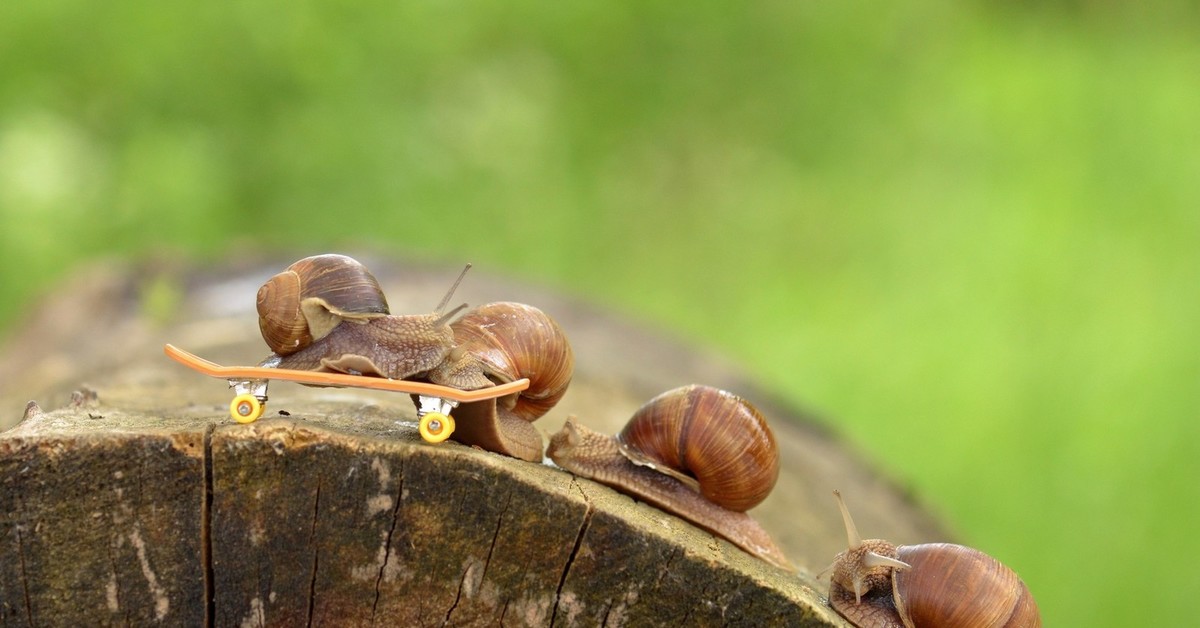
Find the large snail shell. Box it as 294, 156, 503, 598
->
257, 254, 390, 355
448, 301, 574, 422
616, 384, 779, 512
893, 543, 1041, 628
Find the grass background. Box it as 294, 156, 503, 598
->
2, 1, 1198, 624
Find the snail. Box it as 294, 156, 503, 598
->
826, 490, 1041, 628
261, 255, 469, 380
546, 384, 792, 570
256, 255, 573, 461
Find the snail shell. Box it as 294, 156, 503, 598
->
617, 384, 778, 512
546, 385, 791, 570
892, 543, 1041, 628
428, 301, 574, 461
828, 491, 1041, 628
442, 301, 574, 419
257, 254, 389, 355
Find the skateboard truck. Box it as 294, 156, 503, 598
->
226, 355, 278, 424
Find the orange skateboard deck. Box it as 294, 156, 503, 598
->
164, 343, 529, 442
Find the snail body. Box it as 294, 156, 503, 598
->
827, 491, 1041, 628
270, 313, 460, 380
546, 385, 791, 570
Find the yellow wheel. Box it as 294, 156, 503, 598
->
419, 412, 455, 443
230, 394, 264, 424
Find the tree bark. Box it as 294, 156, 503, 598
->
3, 407, 843, 626
0, 255, 948, 626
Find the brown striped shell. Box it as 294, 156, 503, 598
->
892, 544, 1041, 628
828, 492, 1042, 628
615, 384, 779, 512
446, 301, 574, 422
256, 254, 389, 355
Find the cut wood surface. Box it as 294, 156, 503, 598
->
0, 255, 948, 626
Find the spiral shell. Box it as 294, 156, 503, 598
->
256, 254, 389, 355
892, 544, 1041, 628
616, 384, 779, 512
448, 301, 574, 422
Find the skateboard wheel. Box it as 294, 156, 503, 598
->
230, 394, 264, 424
419, 412, 455, 443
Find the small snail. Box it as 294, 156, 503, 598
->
262, 256, 468, 380
256, 255, 574, 461
826, 490, 1041, 628
546, 385, 792, 570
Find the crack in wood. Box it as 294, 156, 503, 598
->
371, 460, 404, 625
652, 548, 680, 590
15, 526, 34, 627
479, 491, 513, 584
304, 482, 322, 628
201, 425, 215, 628
498, 598, 510, 627
600, 597, 616, 627
549, 477, 594, 627
440, 561, 471, 627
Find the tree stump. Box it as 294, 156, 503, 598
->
0, 255, 948, 626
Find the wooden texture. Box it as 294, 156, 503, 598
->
2, 408, 841, 626
0, 255, 950, 625
0, 421, 205, 625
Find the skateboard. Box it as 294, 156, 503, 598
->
164, 344, 530, 443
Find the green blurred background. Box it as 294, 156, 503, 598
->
2, 1, 1197, 624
